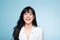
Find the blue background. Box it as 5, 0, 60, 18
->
0, 0, 60, 40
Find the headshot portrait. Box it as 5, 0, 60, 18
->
0, 0, 60, 40
13, 6, 44, 40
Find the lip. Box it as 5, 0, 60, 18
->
26, 19, 31, 21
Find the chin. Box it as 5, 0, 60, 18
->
25, 22, 32, 24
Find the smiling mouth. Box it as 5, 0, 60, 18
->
26, 19, 31, 21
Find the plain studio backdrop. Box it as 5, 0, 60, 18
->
0, 0, 60, 40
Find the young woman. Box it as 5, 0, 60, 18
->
13, 6, 44, 40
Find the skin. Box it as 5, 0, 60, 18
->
23, 9, 34, 40
23, 9, 34, 29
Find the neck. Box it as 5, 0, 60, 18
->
24, 23, 33, 29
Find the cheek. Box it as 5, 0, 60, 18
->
23, 15, 26, 19
30, 16, 34, 20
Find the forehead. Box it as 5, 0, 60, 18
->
25, 9, 32, 13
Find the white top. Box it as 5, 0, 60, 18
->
19, 26, 44, 40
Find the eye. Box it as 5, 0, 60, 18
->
29, 13, 33, 15
24, 13, 27, 15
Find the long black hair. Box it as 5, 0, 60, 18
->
13, 6, 37, 40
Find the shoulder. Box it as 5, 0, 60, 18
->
34, 26, 44, 36
33, 26, 43, 33
34, 26, 43, 31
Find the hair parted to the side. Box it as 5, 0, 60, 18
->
13, 6, 37, 40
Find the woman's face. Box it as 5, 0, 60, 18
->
23, 9, 34, 24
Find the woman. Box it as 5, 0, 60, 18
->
13, 6, 44, 40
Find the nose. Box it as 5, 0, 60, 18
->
26, 14, 30, 18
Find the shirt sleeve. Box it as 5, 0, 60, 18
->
38, 28, 44, 40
